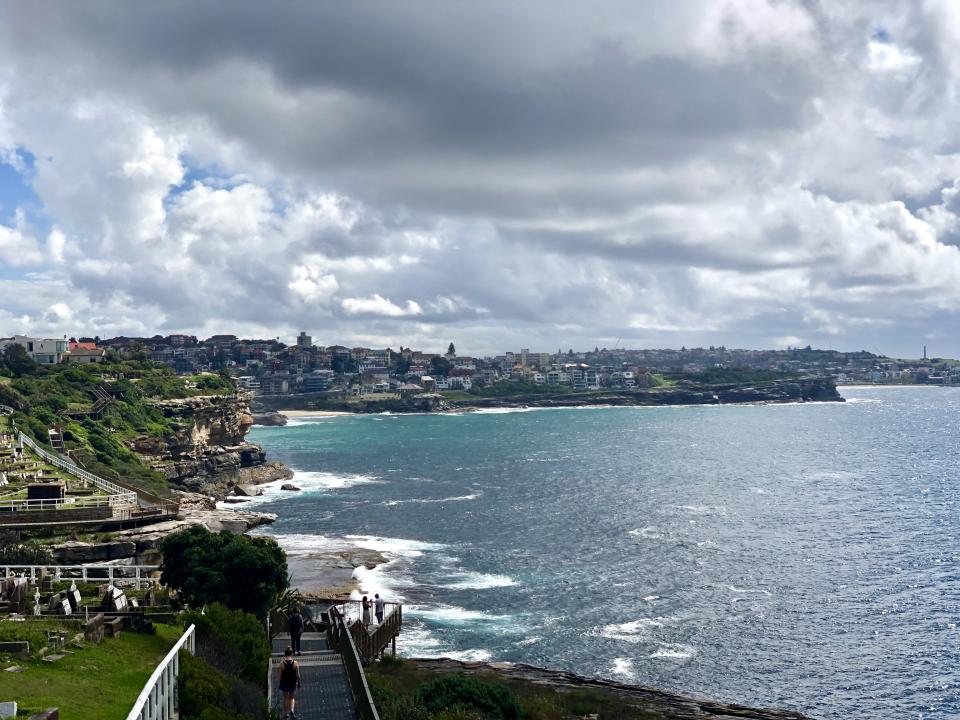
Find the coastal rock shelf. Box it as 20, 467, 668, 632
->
410, 659, 813, 720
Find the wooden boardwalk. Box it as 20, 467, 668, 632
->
270, 632, 357, 720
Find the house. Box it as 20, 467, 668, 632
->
69, 340, 98, 351
65, 347, 107, 363
0, 335, 69, 364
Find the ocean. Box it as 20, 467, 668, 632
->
241, 387, 959, 719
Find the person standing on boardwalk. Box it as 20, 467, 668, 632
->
362, 594, 372, 625
374, 593, 386, 624
289, 607, 304, 655
278, 646, 302, 720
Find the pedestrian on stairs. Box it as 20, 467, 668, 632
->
289, 607, 304, 655
278, 646, 302, 720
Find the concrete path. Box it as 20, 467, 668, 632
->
270, 632, 356, 720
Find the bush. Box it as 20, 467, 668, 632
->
178, 652, 262, 720
184, 604, 269, 687
415, 675, 522, 720
0, 531, 54, 565
161, 526, 288, 618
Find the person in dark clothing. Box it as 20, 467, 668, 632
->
289, 607, 304, 655
278, 646, 302, 720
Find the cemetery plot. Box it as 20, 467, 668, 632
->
0, 432, 112, 511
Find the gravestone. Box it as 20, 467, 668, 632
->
100, 585, 127, 612
7, 581, 26, 614
67, 582, 81, 612
46, 592, 71, 616
0, 701, 17, 719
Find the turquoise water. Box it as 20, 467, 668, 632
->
244, 388, 960, 719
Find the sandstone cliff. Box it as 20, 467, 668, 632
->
128, 393, 291, 497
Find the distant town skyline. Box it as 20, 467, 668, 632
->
3, 4, 960, 358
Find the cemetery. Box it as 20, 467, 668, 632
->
0, 568, 180, 719
0, 417, 121, 523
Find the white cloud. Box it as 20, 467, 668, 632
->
341, 295, 424, 317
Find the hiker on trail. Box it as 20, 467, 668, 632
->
289, 607, 304, 655
278, 646, 302, 720
374, 593, 386, 624
362, 594, 372, 625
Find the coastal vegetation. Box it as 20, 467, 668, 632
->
178, 604, 270, 720
160, 526, 288, 618
368, 659, 657, 720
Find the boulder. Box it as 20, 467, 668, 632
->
52, 540, 137, 564
234, 484, 262, 497
280, 484, 301, 492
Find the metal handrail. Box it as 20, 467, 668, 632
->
127, 624, 196, 720
329, 613, 381, 720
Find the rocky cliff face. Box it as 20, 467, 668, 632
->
128, 394, 291, 496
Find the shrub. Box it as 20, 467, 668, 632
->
178, 652, 262, 720
183, 604, 269, 687
161, 526, 288, 618
415, 675, 522, 720
0, 531, 54, 565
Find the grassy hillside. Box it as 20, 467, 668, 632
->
0, 360, 233, 495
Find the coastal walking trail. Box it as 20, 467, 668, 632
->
271, 632, 357, 720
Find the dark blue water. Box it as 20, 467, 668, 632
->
243, 388, 960, 719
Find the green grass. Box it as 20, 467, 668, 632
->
0, 621, 181, 719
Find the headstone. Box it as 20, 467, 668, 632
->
67, 582, 81, 612
29, 709, 59, 720
0, 701, 16, 719
100, 585, 127, 612
33, 588, 40, 617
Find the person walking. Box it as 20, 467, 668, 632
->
289, 607, 304, 656
278, 646, 302, 720
374, 593, 386, 624
362, 595, 372, 625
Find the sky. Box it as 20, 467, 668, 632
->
2, 2, 960, 357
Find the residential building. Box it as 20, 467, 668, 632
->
0, 335, 69, 364
65, 347, 107, 363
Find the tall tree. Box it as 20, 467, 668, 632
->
2, 344, 36, 377
447, 342, 456, 356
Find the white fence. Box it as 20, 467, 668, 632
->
127, 624, 196, 720
1, 564, 161, 589
0, 495, 120, 512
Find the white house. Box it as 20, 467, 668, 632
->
0, 335, 69, 364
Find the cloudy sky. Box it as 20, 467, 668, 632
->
2, 1, 960, 356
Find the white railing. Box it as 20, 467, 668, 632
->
1, 564, 161, 589
127, 624, 196, 720
0, 495, 119, 511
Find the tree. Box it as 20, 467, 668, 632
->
447, 342, 456, 356
430, 356, 452, 377
2, 344, 36, 377
161, 526, 288, 618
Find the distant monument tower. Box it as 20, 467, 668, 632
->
923, 345, 927, 360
